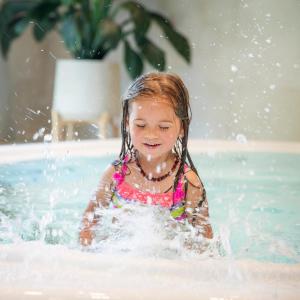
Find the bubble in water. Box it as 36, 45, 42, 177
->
236, 134, 247, 144
269, 84, 276, 90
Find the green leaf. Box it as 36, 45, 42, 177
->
136, 35, 165, 71
61, 0, 75, 5
93, 18, 121, 51
0, 0, 37, 57
124, 40, 143, 79
0, 17, 30, 57
28, 1, 61, 24
33, 16, 58, 41
98, 0, 113, 19
150, 12, 191, 63
13, 17, 30, 36
60, 14, 81, 57
0, 35, 10, 57
120, 1, 150, 36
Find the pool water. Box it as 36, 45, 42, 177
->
0, 152, 299, 264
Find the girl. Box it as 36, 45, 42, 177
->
79, 72, 213, 247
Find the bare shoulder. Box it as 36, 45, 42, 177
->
184, 167, 206, 208
184, 167, 203, 189
99, 164, 116, 183
93, 163, 117, 207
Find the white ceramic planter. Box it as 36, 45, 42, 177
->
51, 59, 121, 140
52, 59, 120, 121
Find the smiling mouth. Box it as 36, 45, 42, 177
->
143, 143, 161, 148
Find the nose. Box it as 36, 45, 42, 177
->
144, 127, 159, 140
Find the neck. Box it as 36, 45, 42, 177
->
136, 151, 173, 175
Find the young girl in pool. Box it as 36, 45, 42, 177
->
79, 72, 213, 246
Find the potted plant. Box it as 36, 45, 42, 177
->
0, 0, 191, 79
0, 0, 191, 141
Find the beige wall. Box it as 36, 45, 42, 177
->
1, 29, 71, 143
161, 0, 300, 141
0, 0, 299, 143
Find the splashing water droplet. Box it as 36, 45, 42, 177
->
44, 134, 52, 143
236, 134, 248, 144
231, 65, 238, 72
32, 133, 39, 141
265, 38, 272, 44
156, 165, 161, 174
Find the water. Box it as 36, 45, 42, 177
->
0, 152, 300, 264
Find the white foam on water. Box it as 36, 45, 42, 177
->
0, 241, 299, 300
1, 203, 299, 299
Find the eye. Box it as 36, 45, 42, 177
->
159, 126, 170, 131
136, 124, 145, 128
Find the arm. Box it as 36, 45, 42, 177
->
79, 164, 116, 246
184, 170, 213, 240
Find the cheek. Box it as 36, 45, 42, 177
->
129, 126, 142, 140
162, 131, 179, 144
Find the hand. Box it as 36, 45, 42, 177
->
79, 227, 94, 246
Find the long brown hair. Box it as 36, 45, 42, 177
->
119, 72, 200, 197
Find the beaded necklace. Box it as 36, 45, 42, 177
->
135, 153, 179, 182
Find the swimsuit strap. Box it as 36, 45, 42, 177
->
172, 164, 189, 204
112, 154, 130, 186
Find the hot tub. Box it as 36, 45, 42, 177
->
0, 139, 299, 300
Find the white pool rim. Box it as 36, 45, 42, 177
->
1, 139, 300, 164
1, 139, 300, 299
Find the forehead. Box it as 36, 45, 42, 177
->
129, 96, 175, 113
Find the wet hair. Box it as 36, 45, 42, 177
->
119, 71, 201, 198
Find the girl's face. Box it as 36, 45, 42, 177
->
128, 96, 183, 160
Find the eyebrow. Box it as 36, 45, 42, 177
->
134, 118, 173, 124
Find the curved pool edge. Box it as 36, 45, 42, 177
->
1, 241, 300, 300
1, 138, 300, 164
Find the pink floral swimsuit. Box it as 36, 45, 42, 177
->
111, 155, 188, 220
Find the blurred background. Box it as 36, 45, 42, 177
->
0, 0, 299, 144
